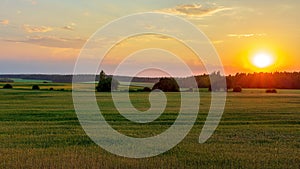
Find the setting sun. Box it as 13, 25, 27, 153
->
251, 52, 275, 68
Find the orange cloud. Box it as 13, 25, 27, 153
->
0, 19, 9, 25
62, 25, 74, 31
227, 33, 267, 38
158, 4, 231, 18
3, 36, 86, 49
23, 24, 53, 33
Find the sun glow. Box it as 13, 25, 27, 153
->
251, 52, 275, 68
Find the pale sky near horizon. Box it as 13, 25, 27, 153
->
0, 0, 299, 76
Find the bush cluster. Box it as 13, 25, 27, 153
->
32, 85, 40, 90
266, 89, 277, 93
3, 84, 13, 89
152, 78, 179, 92
233, 86, 242, 92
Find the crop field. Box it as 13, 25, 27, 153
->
0, 83, 299, 168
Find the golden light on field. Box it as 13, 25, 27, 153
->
251, 52, 275, 68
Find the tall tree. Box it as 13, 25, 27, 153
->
96, 70, 119, 92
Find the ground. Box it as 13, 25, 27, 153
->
0, 82, 299, 168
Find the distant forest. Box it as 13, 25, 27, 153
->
227, 72, 300, 89
184, 72, 300, 89
0, 71, 299, 89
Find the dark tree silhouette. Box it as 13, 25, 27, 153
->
142, 87, 151, 92
96, 70, 119, 92
152, 78, 179, 92
226, 75, 233, 90
231, 72, 300, 89
3, 84, 13, 89
32, 85, 40, 90
266, 89, 277, 93
0, 71, 300, 89
233, 86, 242, 92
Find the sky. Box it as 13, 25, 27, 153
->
0, 0, 299, 76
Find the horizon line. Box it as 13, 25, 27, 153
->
1, 70, 300, 78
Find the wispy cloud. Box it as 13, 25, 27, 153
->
158, 4, 231, 18
0, 19, 9, 25
227, 33, 267, 38
212, 40, 224, 44
62, 26, 74, 31
3, 36, 86, 49
23, 24, 53, 33
61, 22, 76, 31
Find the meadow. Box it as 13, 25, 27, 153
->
0, 82, 299, 168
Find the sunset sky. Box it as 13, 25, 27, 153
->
0, 0, 299, 75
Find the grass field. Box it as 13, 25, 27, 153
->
0, 83, 299, 168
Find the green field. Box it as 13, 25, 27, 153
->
0, 83, 299, 168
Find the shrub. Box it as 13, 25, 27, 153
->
49, 87, 54, 91
266, 89, 277, 93
136, 87, 152, 92
142, 87, 151, 92
3, 84, 13, 89
233, 86, 242, 92
32, 85, 40, 90
152, 78, 179, 92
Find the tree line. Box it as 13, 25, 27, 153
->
177, 72, 300, 89
228, 72, 300, 89
1, 71, 300, 89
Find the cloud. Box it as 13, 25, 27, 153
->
62, 22, 76, 31
0, 19, 9, 25
158, 4, 231, 18
3, 36, 86, 49
62, 25, 74, 31
227, 33, 267, 38
212, 40, 224, 44
23, 24, 53, 33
